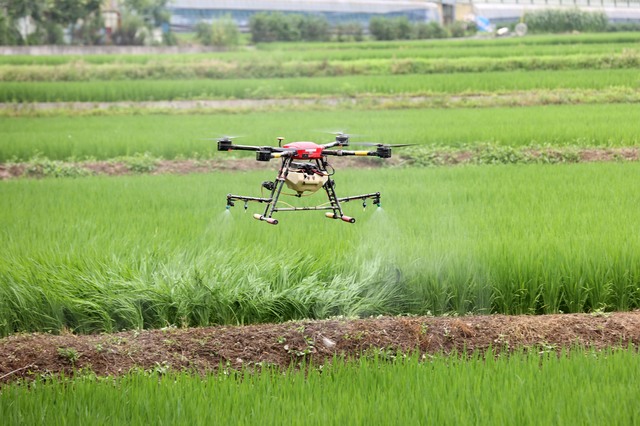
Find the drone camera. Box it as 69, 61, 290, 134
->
256, 150, 272, 162
376, 145, 392, 159
218, 139, 233, 151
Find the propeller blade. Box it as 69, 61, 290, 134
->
201, 135, 244, 141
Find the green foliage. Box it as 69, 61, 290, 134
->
0, 0, 103, 45
2, 68, 637, 103
122, 0, 170, 29
117, 152, 158, 173
194, 21, 211, 45
21, 153, 93, 178
369, 17, 412, 40
525, 9, 608, 33
333, 22, 364, 42
607, 22, 640, 32
3, 349, 640, 424
57, 347, 80, 364
3, 164, 640, 334
110, 0, 173, 46
0, 11, 18, 45
404, 144, 581, 167
250, 12, 330, 43
414, 21, 450, 39
2, 103, 640, 161
448, 21, 471, 38
195, 17, 240, 48
370, 17, 453, 41
113, 13, 147, 46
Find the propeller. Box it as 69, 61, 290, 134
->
201, 135, 244, 141
320, 130, 357, 146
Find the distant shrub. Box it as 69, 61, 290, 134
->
250, 13, 330, 43
524, 9, 608, 33
0, 13, 14, 45
448, 21, 470, 38
334, 22, 364, 42
195, 17, 240, 48
607, 22, 640, 32
370, 18, 453, 41
370, 17, 413, 40
113, 13, 147, 45
414, 22, 450, 39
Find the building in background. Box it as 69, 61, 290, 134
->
168, 0, 442, 32
459, 0, 640, 25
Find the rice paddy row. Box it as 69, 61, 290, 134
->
2, 348, 639, 425
1, 68, 638, 103
2, 51, 638, 84
2, 32, 639, 67
2, 103, 639, 162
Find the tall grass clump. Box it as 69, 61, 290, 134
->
2, 349, 640, 425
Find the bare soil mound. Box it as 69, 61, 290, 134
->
2, 312, 639, 384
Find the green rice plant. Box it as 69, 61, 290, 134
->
2, 163, 640, 335
2, 32, 639, 67
2, 348, 639, 425
1, 103, 639, 162
1, 50, 638, 82
0, 68, 637, 103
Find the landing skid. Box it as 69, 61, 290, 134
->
225, 156, 380, 225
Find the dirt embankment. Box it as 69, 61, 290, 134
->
2, 311, 639, 384
1, 148, 639, 180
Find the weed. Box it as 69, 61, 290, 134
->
57, 347, 80, 365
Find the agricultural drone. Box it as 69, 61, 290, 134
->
217, 133, 410, 225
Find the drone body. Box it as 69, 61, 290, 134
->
218, 134, 409, 225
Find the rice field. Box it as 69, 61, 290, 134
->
1, 68, 638, 102
2, 103, 640, 162
2, 32, 639, 67
2, 163, 640, 335
2, 31, 640, 414
2, 348, 639, 425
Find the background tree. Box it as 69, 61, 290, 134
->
250, 12, 330, 43
0, 0, 102, 45
195, 16, 239, 48
116, 0, 173, 45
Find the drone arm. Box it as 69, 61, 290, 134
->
324, 148, 391, 159
217, 143, 261, 152
322, 141, 349, 149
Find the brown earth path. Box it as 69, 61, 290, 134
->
1, 148, 639, 180
2, 311, 639, 384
